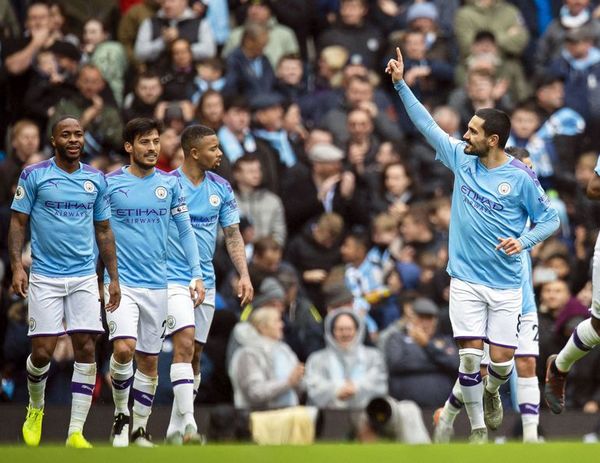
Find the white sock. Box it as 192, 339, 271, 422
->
132, 370, 158, 432
517, 376, 539, 442
486, 359, 514, 393
110, 355, 133, 415
556, 318, 600, 372
68, 362, 96, 435
168, 363, 196, 434
458, 348, 485, 431
440, 378, 463, 425
26, 355, 49, 409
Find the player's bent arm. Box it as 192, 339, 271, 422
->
393, 80, 458, 157
518, 209, 560, 250
587, 175, 600, 200
223, 224, 250, 279
94, 219, 119, 281
8, 211, 29, 272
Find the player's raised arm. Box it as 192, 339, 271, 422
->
386, 47, 463, 171
223, 224, 253, 306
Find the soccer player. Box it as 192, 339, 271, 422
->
105, 118, 205, 447
165, 124, 253, 444
9, 116, 121, 448
386, 48, 559, 442
433, 147, 542, 443
545, 153, 600, 414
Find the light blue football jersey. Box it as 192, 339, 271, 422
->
105, 167, 201, 289
394, 81, 560, 289
521, 252, 536, 315
11, 158, 110, 278
167, 169, 240, 288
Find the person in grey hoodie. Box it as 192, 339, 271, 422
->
304, 309, 387, 409
228, 307, 304, 409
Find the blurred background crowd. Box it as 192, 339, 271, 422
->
1, 0, 600, 437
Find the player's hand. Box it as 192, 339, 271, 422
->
385, 47, 404, 83
190, 278, 206, 308
105, 280, 121, 312
495, 237, 523, 256
12, 267, 29, 298
237, 274, 254, 306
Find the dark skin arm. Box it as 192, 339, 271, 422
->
94, 219, 121, 312
8, 212, 30, 297
223, 223, 253, 306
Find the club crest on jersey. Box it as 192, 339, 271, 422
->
209, 194, 221, 207
14, 185, 25, 200
29, 317, 36, 331
108, 321, 117, 335
497, 182, 511, 195
166, 315, 176, 330
83, 180, 95, 193
155, 186, 168, 199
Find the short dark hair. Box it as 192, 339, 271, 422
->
345, 226, 371, 251
124, 118, 162, 145
51, 115, 80, 136
505, 146, 530, 161
180, 124, 215, 155
233, 153, 260, 171
254, 236, 282, 256
473, 30, 496, 44
474, 108, 511, 148
135, 71, 161, 87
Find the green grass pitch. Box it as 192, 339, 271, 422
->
1, 443, 599, 463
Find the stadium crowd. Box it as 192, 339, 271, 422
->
2, 0, 600, 441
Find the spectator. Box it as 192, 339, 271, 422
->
47, 64, 123, 158
159, 38, 198, 102
195, 89, 225, 132
274, 53, 308, 103
378, 297, 459, 408
134, 0, 215, 67
404, 1, 455, 62
232, 154, 287, 246
286, 212, 345, 313
305, 309, 387, 408
0, 120, 41, 207
222, 22, 276, 99
218, 95, 257, 163
345, 108, 381, 179
317, 0, 383, 71
222, 0, 299, 69
190, 58, 226, 104
536, 0, 600, 72
122, 71, 164, 121
228, 307, 305, 409
369, 161, 422, 220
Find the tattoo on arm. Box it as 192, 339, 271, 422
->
224, 224, 249, 277
8, 213, 28, 271
94, 220, 119, 281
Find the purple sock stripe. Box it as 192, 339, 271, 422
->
488, 367, 513, 381
458, 371, 482, 386
71, 381, 95, 396
111, 376, 134, 390
172, 379, 194, 387
519, 403, 540, 415
132, 388, 154, 407
27, 372, 49, 383
573, 330, 592, 352
448, 392, 463, 409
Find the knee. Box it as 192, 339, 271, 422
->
591, 317, 600, 333
135, 354, 158, 377
73, 337, 96, 362
516, 357, 536, 377
31, 347, 53, 366
113, 340, 135, 363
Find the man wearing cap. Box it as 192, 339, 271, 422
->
378, 297, 459, 408
280, 142, 368, 237
222, 0, 299, 69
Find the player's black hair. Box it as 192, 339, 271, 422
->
180, 124, 216, 155
124, 117, 162, 145
505, 146, 530, 162
474, 108, 511, 148
50, 115, 80, 136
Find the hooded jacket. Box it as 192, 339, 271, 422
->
304, 309, 387, 409
228, 322, 302, 409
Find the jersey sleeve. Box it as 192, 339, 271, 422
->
93, 174, 111, 221
518, 174, 560, 250
394, 80, 466, 171
10, 169, 37, 215
170, 178, 202, 279
219, 182, 240, 228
